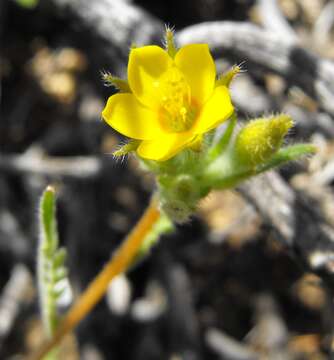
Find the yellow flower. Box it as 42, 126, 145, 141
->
102, 44, 234, 161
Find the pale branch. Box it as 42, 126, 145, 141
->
0, 151, 102, 179
239, 172, 334, 285
257, 0, 298, 41
48, 0, 164, 55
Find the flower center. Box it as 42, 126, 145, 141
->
157, 65, 198, 133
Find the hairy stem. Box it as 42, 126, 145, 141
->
29, 196, 160, 360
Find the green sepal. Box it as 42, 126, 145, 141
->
216, 64, 242, 87
101, 72, 131, 93
164, 27, 178, 58
113, 140, 141, 157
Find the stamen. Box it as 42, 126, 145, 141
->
157, 66, 197, 133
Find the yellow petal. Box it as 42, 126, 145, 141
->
175, 44, 216, 105
128, 45, 172, 109
137, 133, 195, 161
102, 93, 165, 140
192, 86, 234, 134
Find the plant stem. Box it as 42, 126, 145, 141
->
29, 195, 160, 360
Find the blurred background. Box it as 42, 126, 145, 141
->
2, 0, 334, 359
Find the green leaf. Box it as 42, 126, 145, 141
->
52, 268, 68, 284
15, 0, 39, 9
38, 185, 70, 345
256, 144, 317, 174
40, 186, 58, 251
207, 113, 237, 160
53, 248, 67, 268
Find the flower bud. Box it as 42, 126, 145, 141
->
235, 114, 293, 166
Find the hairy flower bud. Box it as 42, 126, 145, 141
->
235, 114, 293, 166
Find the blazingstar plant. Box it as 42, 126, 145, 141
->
29, 29, 315, 360
102, 29, 314, 222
